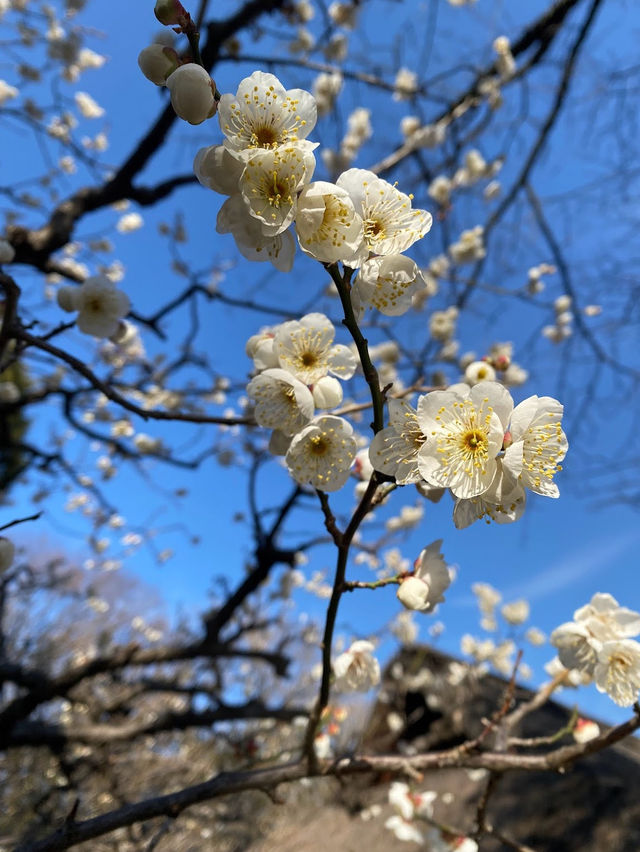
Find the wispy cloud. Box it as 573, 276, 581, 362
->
455, 530, 640, 607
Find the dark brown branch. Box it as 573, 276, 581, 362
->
13, 705, 640, 852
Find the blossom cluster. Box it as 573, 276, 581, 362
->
246, 312, 358, 492
192, 71, 431, 277
551, 594, 640, 707
369, 381, 567, 528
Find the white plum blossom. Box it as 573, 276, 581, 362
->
74, 91, 104, 118
594, 640, 640, 707
328, 1, 358, 28
0, 80, 19, 105
464, 360, 496, 385
429, 306, 458, 341
285, 415, 357, 491
312, 71, 343, 116
551, 593, 640, 678
216, 194, 295, 271
247, 368, 314, 435
369, 399, 426, 484
337, 168, 432, 256
275, 312, 357, 385
453, 459, 526, 529
295, 181, 366, 265
494, 36, 516, 79
57, 276, 130, 338
428, 175, 452, 206
449, 225, 485, 264
218, 71, 317, 159
425, 829, 478, 852
385, 815, 424, 844
353, 255, 424, 316
167, 64, 218, 125
397, 540, 451, 613
417, 381, 512, 499
333, 639, 380, 691
502, 395, 567, 498
393, 67, 418, 100
240, 144, 315, 235
501, 599, 530, 625
116, 212, 143, 233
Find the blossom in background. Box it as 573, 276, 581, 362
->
247, 368, 314, 435
594, 640, 640, 707
218, 71, 317, 158
333, 639, 380, 691
551, 593, 640, 680
368, 399, 426, 484
573, 718, 600, 743
285, 415, 357, 491
57, 275, 130, 338
0, 239, 15, 263
0, 538, 15, 572
425, 829, 478, 852
449, 225, 485, 264
275, 312, 357, 385
393, 67, 418, 101
464, 360, 496, 385
337, 168, 432, 256
501, 599, 530, 625
385, 782, 437, 844
397, 540, 452, 613
353, 255, 424, 316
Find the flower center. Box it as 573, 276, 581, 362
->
460, 429, 487, 453
300, 351, 318, 367
364, 218, 385, 242
308, 435, 329, 456
253, 125, 279, 147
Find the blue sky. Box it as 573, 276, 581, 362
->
3, 0, 639, 727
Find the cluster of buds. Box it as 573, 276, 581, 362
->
137, 0, 219, 125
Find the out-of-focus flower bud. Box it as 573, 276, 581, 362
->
154, 0, 186, 26
57, 285, 79, 312
0, 538, 15, 572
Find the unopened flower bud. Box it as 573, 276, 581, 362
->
0, 538, 15, 572
397, 576, 430, 610
57, 285, 79, 312
311, 376, 343, 409
0, 239, 15, 263
138, 44, 180, 86
167, 64, 217, 125
154, 0, 186, 26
